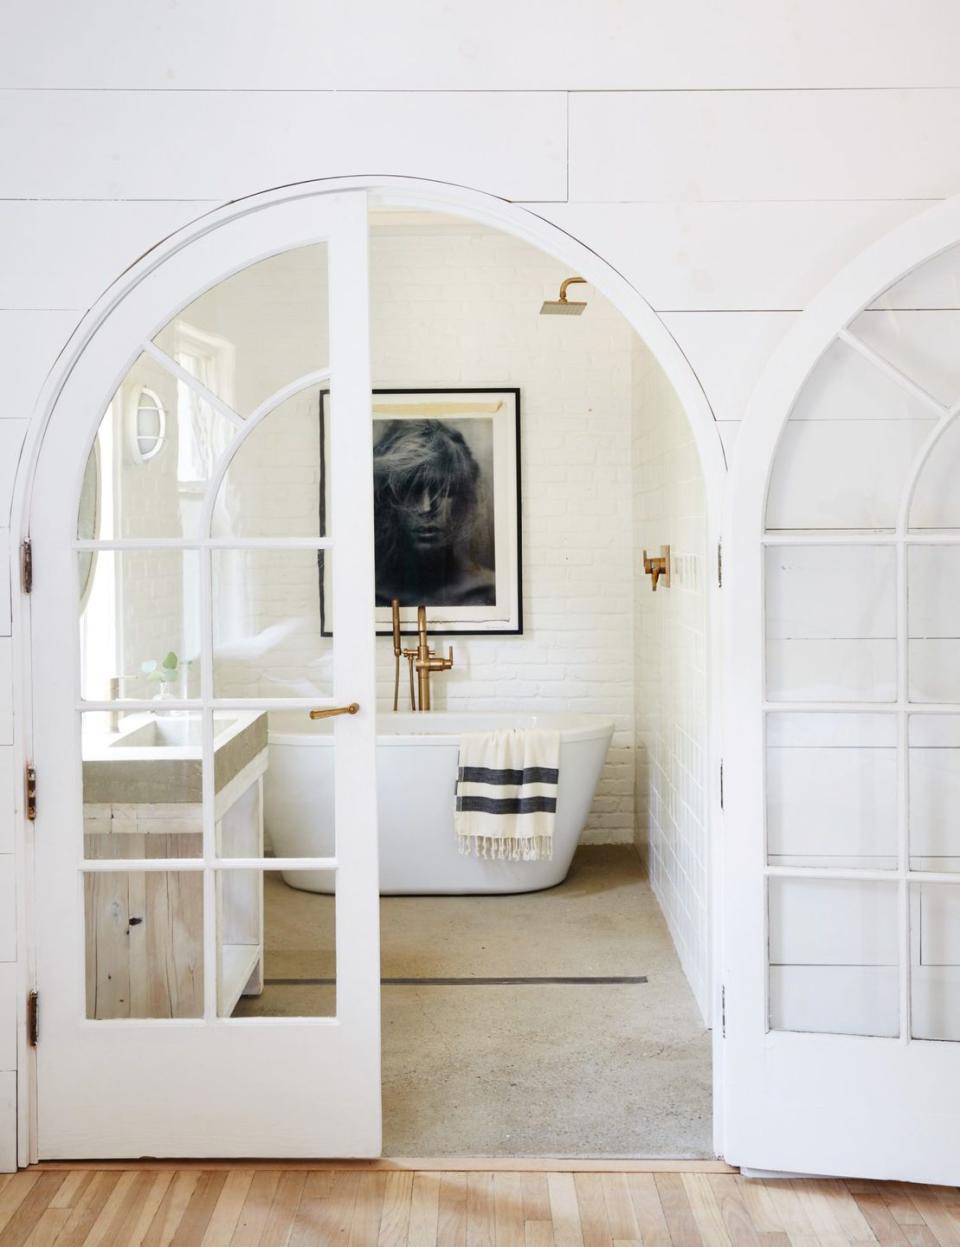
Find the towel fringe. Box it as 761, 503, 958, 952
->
458, 833, 554, 863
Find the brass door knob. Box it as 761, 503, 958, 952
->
309, 703, 360, 719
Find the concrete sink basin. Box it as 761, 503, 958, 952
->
83, 711, 268, 804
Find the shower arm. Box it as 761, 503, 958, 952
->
558, 276, 586, 302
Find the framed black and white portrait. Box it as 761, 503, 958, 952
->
319, 388, 522, 635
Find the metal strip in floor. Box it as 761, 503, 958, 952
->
263, 975, 649, 986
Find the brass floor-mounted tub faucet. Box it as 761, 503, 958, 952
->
391, 599, 454, 711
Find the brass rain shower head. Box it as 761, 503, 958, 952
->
540, 276, 588, 315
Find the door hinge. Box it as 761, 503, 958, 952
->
27, 991, 38, 1047
721, 985, 726, 1038
20, 539, 32, 595
717, 542, 723, 588
24, 764, 37, 821
719, 760, 724, 811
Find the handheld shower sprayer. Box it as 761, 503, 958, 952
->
391, 598, 402, 712
391, 599, 418, 711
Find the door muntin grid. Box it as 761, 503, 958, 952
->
77, 251, 348, 1026
763, 243, 960, 1043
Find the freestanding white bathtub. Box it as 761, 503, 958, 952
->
263, 712, 614, 895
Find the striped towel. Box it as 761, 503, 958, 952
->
455, 728, 560, 862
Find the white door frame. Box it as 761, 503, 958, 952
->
10, 175, 727, 1165
723, 193, 960, 1182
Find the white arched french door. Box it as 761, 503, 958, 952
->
30, 190, 381, 1158
723, 197, 960, 1183
18, 175, 727, 1163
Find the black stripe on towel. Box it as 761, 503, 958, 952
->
458, 765, 559, 786
456, 795, 558, 815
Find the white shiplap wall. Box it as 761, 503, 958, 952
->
2, 0, 959, 1165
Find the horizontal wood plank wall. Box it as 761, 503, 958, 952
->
3, 0, 960, 1170
0, 91, 569, 201
0, 205, 215, 309
569, 90, 960, 201
1, 1165, 958, 1245
3, 0, 960, 88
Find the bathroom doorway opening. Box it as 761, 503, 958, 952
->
20, 180, 723, 1164
378, 206, 715, 1157
235, 201, 721, 1157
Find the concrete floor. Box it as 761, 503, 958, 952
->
235, 845, 713, 1158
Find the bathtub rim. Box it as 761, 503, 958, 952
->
267, 711, 616, 748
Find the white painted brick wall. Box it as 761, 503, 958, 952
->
632, 337, 710, 1020
100, 360, 187, 700
369, 230, 637, 843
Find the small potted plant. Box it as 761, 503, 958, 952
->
141, 651, 189, 700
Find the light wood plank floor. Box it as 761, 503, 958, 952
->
0, 1165, 957, 1246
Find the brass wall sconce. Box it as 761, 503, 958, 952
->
643, 545, 671, 591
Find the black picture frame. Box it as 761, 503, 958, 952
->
319, 388, 522, 637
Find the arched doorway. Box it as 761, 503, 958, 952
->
14, 179, 725, 1162
723, 194, 960, 1183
